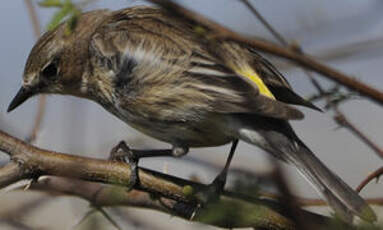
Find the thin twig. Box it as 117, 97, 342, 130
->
356, 167, 383, 193
24, 0, 41, 35
334, 114, 383, 159
240, 0, 288, 46
24, 0, 47, 144
93, 206, 123, 230
72, 208, 98, 229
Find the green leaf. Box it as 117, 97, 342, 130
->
46, 6, 72, 31
38, 0, 63, 8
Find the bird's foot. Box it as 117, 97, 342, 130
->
109, 141, 139, 189
197, 168, 229, 205
199, 140, 238, 204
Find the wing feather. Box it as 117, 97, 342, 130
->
90, 6, 306, 121
248, 48, 322, 111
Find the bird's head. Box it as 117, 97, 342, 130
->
7, 27, 67, 112
8, 10, 110, 113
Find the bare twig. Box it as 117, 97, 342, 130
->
240, 0, 288, 46
93, 206, 123, 230
356, 167, 383, 193
24, 0, 47, 144
334, 114, 383, 159
73, 208, 98, 229
24, 0, 41, 35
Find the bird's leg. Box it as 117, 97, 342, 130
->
212, 139, 239, 190
109, 141, 188, 188
203, 139, 239, 202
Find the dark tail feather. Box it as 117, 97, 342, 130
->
281, 139, 375, 222
237, 118, 376, 222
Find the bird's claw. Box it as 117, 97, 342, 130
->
109, 141, 139, 189
198, 172, 227, 204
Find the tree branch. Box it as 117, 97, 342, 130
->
334, 114, 383, 159
0, 129, 337, 230
357, 167, 383, 193
0, 163, 26, 188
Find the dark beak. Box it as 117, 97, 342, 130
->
7, 87, 34, 112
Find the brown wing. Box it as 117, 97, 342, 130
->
185, 71, 304, 120
90, 6, 305, 121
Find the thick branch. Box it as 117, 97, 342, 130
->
0, 129, 336, 229
0, 130, 193, 202
0, 163, 26, 188
147, 0, 383, 106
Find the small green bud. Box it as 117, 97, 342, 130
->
182, 185, 194, 197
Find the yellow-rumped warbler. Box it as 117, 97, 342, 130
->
7, 6, 375, 221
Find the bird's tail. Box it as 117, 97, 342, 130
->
235, 116, 376, 222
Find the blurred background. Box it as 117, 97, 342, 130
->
1, 0, 383, 229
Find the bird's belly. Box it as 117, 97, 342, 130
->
138, 123, 232, 147
129, 117, 233, 147
109, 106, 233, 147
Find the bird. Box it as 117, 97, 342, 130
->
7, 6, 375, 222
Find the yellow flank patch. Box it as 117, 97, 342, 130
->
237, 69, 275, 99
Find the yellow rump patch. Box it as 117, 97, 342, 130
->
236, 69, 275, 99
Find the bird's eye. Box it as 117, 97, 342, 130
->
41, 62, 58, 80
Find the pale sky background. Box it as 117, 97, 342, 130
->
1, 0, 383, 229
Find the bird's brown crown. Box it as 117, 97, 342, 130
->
22, 9, 111, 95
